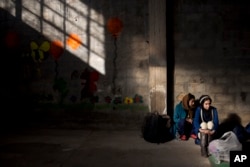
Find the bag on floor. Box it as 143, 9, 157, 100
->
208, 131, 242, 163
141, 112, 173, 144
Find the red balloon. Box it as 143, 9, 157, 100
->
5, 31, 20, 48
107, 17, 123, 37
50, 40, 64, 60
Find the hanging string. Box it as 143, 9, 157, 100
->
112, 37, 117, 95
54, 60, 58, 79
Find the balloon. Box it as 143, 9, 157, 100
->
5, 31, 20, 48
107, 17, 123, 38
50, 40, 64, 60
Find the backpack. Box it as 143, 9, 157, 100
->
141, 112, 173, 144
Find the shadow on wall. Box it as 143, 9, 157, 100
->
0, 0, 150, 129
0, 0, 148, 107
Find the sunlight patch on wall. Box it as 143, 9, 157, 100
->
42, 4, 64, 39
89, 8, 105, 74
21, 0, 42, 32
1, 0, 106, 75
89, 52, 105, 74
0, 0, 15, 16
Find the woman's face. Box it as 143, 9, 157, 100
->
203, 99, 211, 110
189, 98, 195, 108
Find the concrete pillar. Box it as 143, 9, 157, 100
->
148, 0, 167, 114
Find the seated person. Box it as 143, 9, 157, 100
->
173, 93, 197, 140
193, 95, 219, 157
213, 113, 249, 143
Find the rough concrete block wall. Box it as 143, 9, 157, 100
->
174, 0, 250, 125
2, 0, 250, 127
0, 0, 150, 108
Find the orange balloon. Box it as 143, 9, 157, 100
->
107, 17, 123, 37
67, 33, 81, 50
50, 40, 64, 60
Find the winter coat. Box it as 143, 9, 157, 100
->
173, 102, 188, 125
193, 106, 219, 135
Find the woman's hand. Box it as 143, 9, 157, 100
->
186, 118, 193, 124
199, 129, 208, 134
208, 130, 215, 135
199, 129, 215, 135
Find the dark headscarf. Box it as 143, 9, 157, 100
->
182, 93, 196, 119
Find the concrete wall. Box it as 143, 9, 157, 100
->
0, 0, 150, 110
173, 0, 250, 125
1, 0, 250, 126
148, 0, 167, 114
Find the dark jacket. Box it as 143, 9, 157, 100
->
193, 106, 219, 135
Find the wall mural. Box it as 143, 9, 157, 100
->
105, 94, 143, 105
80, 68, 99, 103
5, 30, 20, 48
49, 39, 67, 104
107, 17, 123, 38
30, 41, 50, 63
30, 41, 50, 77
50, 40, 64, 61
107, 17, 123, 95
4, 24, 143, 106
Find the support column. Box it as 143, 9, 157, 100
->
148, 0, 167, 114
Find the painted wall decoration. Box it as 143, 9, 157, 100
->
5, 30, 20, 48
107, 17, 123, 38
71, 70, 80, 80
16, 32, 144, 106
107, 17, 123, 95
30, 41, 50, 63
124, 97, 134, 104
29, 40, 50, 77
50, 40, 64, 79
133, 94, 143, 103
24, 38, 66, 103
53, 77, 68, 104
104, 95, 143, 105
50, 40, 64, 61
80, 68, 100, 103
104, 96, 112, 103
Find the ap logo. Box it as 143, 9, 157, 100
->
230, 151, 250, 167
234, 155, 247, 162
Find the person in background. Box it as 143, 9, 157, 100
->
213, 113, 249, 144
193, 95, 219, 157
173, 93, 197, 141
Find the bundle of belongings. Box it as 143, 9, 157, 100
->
141, 111, 174, 144
208, 113, 250, 165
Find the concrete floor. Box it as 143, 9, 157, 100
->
0, 129, 210, 167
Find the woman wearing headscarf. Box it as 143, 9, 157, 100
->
173, 93, 197, 141
193, 95, 219, 157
